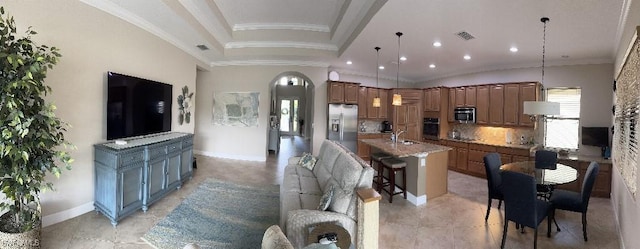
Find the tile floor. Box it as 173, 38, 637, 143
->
42, 136, 620, 248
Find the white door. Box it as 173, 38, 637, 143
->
279, 98, 299, 136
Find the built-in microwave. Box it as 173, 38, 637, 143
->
454, 107, 476, 123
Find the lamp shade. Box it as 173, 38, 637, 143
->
372, 97, 381, 107
523, 101, 560, 115
392, 94, 402, 106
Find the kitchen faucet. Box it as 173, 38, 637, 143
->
394, 130, 406, 145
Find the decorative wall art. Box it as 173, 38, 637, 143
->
212, 92, 260, 127
177, 86, 194, 125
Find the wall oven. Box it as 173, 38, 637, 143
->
423, 118, 439, 140
454, 107, 476, 123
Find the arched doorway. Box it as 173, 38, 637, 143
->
267, 72, 314, 162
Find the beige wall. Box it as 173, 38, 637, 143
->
2, 1, 198, 225
611, 0, 640, 248
417, 63, 614, 156
194, 66, 327, 160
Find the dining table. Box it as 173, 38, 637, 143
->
500, 161, 579, 186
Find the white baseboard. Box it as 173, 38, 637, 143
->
406, 191, 427, 206
42, 202, 94, 227
194, 150, 266, 162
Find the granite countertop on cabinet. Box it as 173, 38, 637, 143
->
441, 137, 536, 150
360, 138, 451, 158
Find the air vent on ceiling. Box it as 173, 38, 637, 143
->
196, 44, 209, 51
455, 31, 475, 41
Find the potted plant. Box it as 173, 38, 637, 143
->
0, 6, 73, 248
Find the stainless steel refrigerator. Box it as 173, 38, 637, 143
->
327, 104, 358, 152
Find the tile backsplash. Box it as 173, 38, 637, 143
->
450, 124, 535, 145
359, 120, 383, 133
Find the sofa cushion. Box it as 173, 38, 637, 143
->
314, 142, 341, 189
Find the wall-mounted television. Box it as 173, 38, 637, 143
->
107, 72, 172, 140
581, 126, 609, 147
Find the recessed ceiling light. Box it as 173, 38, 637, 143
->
464, 55, 471, 60
346, 61, 352, 65
379, 66, 385, 70
433, 41, 442, 47
400, 56, 407, 61
510, 47, 518, 52
429, 64, 436, 69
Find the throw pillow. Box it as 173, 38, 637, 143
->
317, 184, 335, 211
298, 152, 318, 171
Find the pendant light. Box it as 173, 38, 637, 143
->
392, 32, 403, 106
372, 46, 381, 107
523, 17, 560, 119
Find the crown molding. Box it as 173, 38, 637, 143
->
210, 60, 330, 67
80, 0, 211, 64
233, 23, 330, 32
225, 41, 338, 51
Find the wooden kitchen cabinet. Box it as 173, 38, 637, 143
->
394, 100, 420, 141
423, 88, 441, 112
455, 87, 466, 107
592, 162, 612, 198
503, 84, 520, 125
476, 85, 489, 124
489, 85, 504, 125
465, 86, 476, 107
366, 88, 378, 118
519, 82, 539, 126
457, 148, 468, 171
327, 81, 359, 104
357, 133, 383, 162
379, 89, 389, 119
448, 88, 456, 122
358, 87, 367, 119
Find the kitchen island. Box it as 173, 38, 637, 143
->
361, 138, 451, 206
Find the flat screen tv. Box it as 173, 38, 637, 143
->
107, 72, 172, 140
581, 126, 609, 147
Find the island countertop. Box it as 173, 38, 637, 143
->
360, 138, 451, 158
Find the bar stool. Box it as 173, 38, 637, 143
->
380, 158, 407, 203
370, 152, 392, 191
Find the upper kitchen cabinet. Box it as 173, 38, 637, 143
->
455, 87, 466, 107
358, 87, 367, 118
327, 81, 359, 104
518, 82, 540, 126
448, 88, 456, 122
378, 89, 389, 119
489, 84, 505, 125
423, 88, 442, 112
475, 85, 490, 124
366, 88, 379, 118
503, 84, 520, 125
454, 86, 476, 107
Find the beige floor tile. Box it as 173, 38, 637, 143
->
40, 136, 620, 249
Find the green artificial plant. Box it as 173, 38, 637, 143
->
0, 7, 73, 233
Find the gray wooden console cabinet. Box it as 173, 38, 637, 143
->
93, 133, 194, 226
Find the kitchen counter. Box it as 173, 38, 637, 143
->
361, 138, 451, 158
441, 137, 536, 150
360, 138, 451, 205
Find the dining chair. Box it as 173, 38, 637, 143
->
483, 153, 503, 221
500, 170, 552, 249
535, 150, 558, 170
549, 161, 600, 241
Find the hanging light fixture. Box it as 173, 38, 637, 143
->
524, 17, 560, 120
372, 46, 382, 107
392, 32, 403, 106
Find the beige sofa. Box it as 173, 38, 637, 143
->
280, 140, 374, 248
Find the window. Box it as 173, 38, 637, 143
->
544, 88, 581, 150
278, 76, 306, 86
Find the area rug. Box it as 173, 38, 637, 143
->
142, 178, 280, 249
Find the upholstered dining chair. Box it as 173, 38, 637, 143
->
535, 150, 558, 170
549, 161, 600, 241
483, 153, 503, 221
500, 171, 552, 249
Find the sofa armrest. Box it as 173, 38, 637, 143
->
262, 225, 294, 249
286, 209, 356, 249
